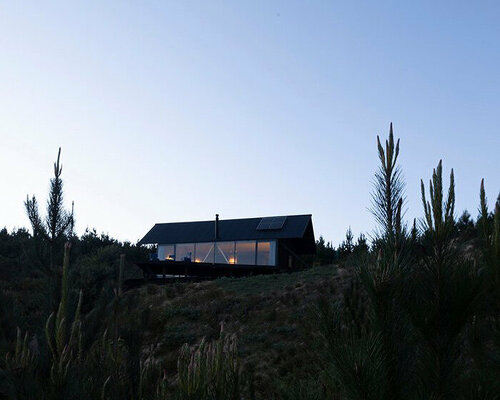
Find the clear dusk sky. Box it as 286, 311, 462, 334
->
1, 1, 499, 245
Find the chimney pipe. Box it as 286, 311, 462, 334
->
215, 214, 219, 240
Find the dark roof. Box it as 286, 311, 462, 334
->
138, 214, 314, 251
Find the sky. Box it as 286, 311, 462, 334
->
0, 1, 499, 245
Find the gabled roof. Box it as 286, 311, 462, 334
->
138, 214, 314, 251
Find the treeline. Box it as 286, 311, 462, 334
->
313, 228, 369, 266
0, 227, 146, 335
315, 201, 496, 267
1, 126, 499, 399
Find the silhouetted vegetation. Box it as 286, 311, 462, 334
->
1, 125, 499, 399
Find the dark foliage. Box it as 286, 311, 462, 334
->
310, 124, 500, 400
314, 236, 337, 265
24, 148, 74, 274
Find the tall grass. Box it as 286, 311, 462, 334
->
177, 325, 242, 400
1, 243, 245, 400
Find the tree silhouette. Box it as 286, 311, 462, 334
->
25, 147, 74, 272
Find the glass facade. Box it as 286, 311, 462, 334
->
216, 242, 235, 264
195, 242, 214, 263
257, 241, 276, 266
158, 245, 175, 260
157, 240, 276, 266
235, 241, 256, 265
175, 243, 194, 262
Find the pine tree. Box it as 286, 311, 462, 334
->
338, 227, 354, 259
25, 147, 74, 272
319, 125, 412, 400
370, 123, 405, 241
414, 161, 485, 398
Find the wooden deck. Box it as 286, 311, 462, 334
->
135, 260, 279, 280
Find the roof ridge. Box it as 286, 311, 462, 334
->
154, 214, 312, 225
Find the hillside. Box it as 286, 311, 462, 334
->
122, 264, 347, 394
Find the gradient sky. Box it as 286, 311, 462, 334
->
1, 1, 499, 245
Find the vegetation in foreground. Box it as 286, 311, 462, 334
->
0, 125, 499, 399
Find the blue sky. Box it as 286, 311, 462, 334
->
1, 1, 499, 245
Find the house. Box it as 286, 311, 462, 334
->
136, 214, 316, 279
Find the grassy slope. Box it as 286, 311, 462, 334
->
125, 264, 348, 394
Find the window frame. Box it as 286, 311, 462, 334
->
174, 243, 195, 262
234, 240, 257, 265
158, 239, 277, 266
194, 242, 215, 264
256, 240, 277, 266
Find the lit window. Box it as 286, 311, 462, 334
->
175, 243, 195, 262
216, 242, 235, 264
235, 241, 256, 265
158, 245, 175, 260
194, 242, 214, 263
257, 241, 276, 266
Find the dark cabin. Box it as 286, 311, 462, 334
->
136, 214, 315, 279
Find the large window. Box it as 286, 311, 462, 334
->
216, 242, 235, 264
257, 241, 276, 266
158, 245, 175, 260
158, 240, 276, 266
195, 242, 214, 263
235, 241, 256, 265
175, 243, 194, 262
